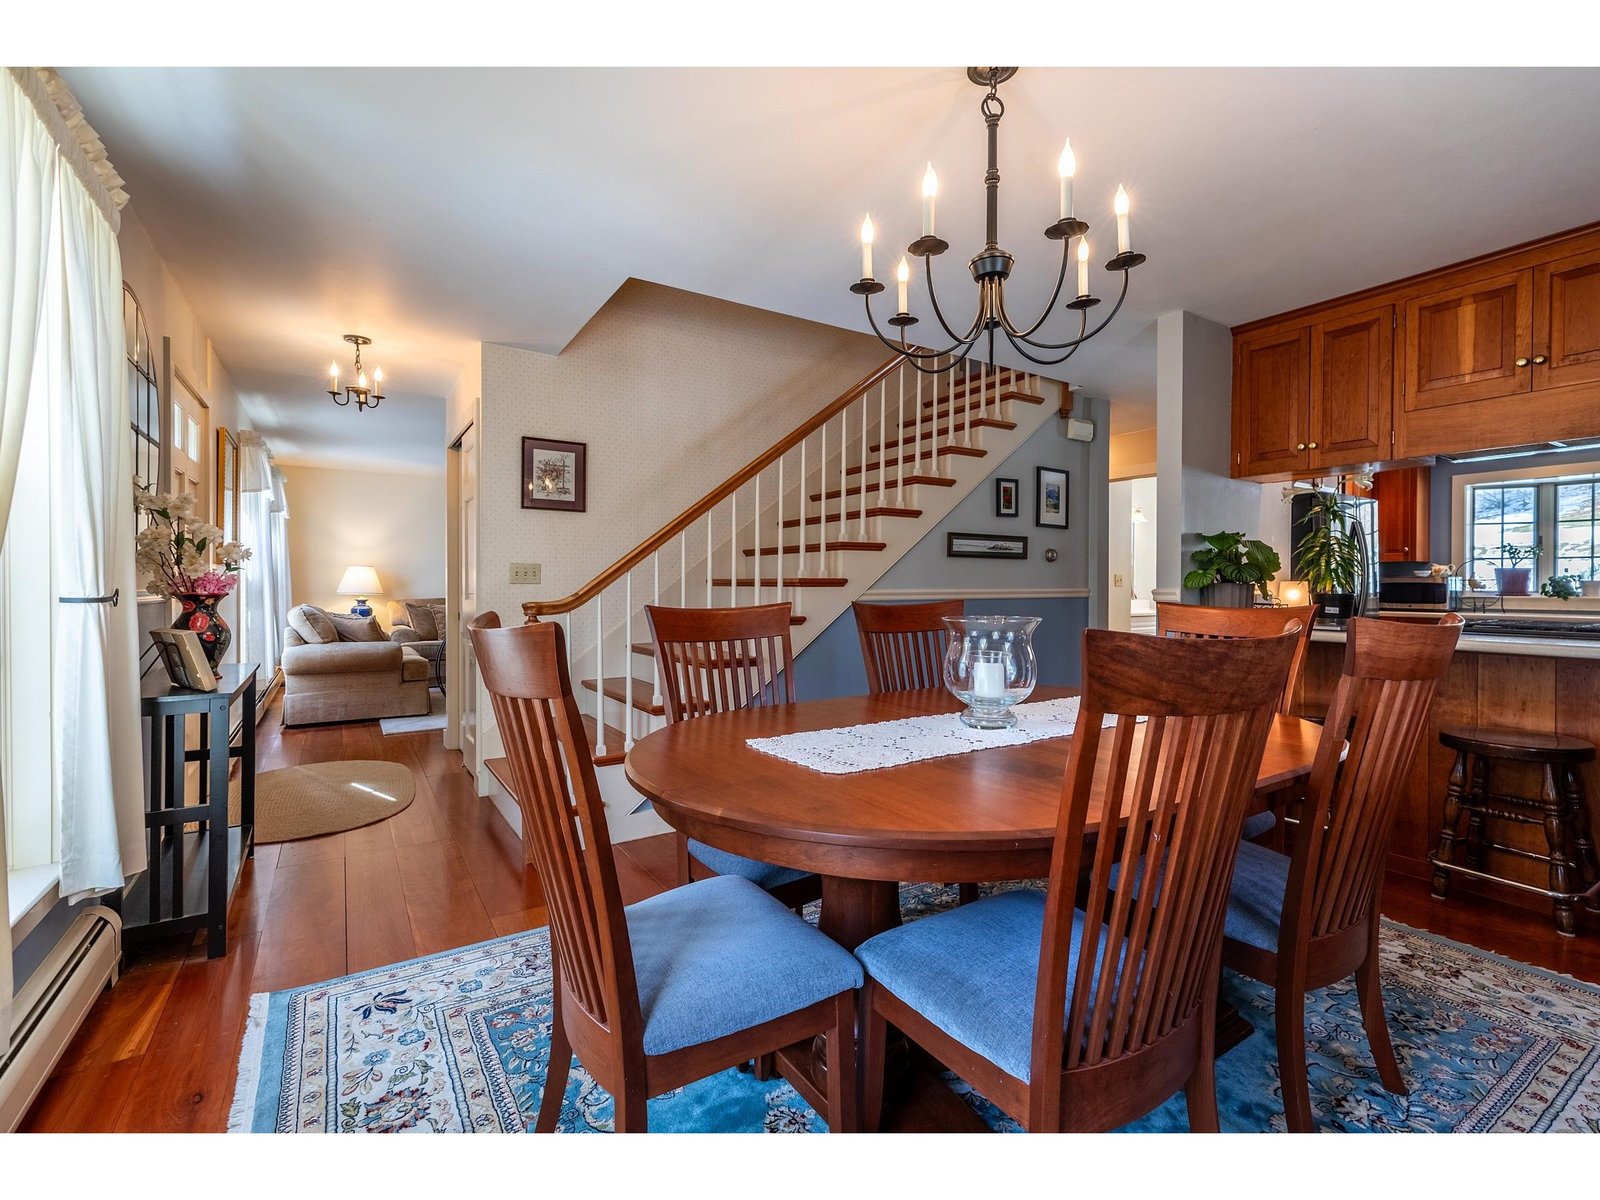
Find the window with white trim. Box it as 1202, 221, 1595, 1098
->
1465, 471, 1600, 585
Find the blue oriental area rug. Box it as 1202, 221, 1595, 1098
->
230, 882, 1600, 1133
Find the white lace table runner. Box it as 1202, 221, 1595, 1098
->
746, 697, 1101, 775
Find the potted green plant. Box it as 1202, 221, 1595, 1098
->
1183, 531, 1281, 608
1495, 542, 1541, 596
1540, 572, 1581, 600
1296, 489, 1362, 621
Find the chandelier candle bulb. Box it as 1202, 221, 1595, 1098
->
896, 257, 910, 313
1114, 184, 1131, 254
860, 214, 874, 279
922, 163, 937, 236
1077, 238, 1090, 297
1058, 139, 1075, 219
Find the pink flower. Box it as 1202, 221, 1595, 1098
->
191, 571, 237, 596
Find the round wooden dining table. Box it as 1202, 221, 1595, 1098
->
625, 684, 1322, 1130
625, 685, 1323, 950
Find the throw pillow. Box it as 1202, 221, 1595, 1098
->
425, 602, 447, 642
287, 604, 337, 645
404, 601, 440, 640
326, 612, 386, 642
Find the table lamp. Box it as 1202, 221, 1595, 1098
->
336, 564, 384, 617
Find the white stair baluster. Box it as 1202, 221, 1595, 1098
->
979, 360, 987, 429
916, 367, 924, 475
859, 394, 868, 540
820, 420, 828, 550
878, 379, 886, 514
730, 486, 738, 606
594, 595, 606, 758
776, 455, 784, 596
706, 512, 713, 606
838, 408, 846, 539
651, 552, 661, 707
679, 529, 686, 608
624, 570, 634, 750
896, 369, 904, 498
753, 472, 761, 605
798, 437, 807, 579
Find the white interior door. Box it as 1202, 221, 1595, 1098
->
170, 371, 208, 506
457, 423, 479, 774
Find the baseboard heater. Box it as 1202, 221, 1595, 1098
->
0, 906, 121, 1131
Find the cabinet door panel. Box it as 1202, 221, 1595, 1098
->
1404, 269, 1532, 410
1233, 326, 1310, 477
1310, 304, 1392, 469
1534, 249, 1600, 391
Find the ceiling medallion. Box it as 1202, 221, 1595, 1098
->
326, 334, 386, 413
851, 67, 1145, 373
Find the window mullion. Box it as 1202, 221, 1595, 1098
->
1539, 482, 1557, 587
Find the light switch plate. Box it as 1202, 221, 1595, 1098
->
510, 562, 541, 585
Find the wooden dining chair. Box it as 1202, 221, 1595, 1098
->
1158, 601, 1317, 843
857, 625, 1302, 1132
468, 613, 861, 1133
1222, 613, 1462, 1132
852, 599, 963, 694
645, 603, 820, 909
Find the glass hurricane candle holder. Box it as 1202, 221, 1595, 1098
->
941, 615, 1041, 729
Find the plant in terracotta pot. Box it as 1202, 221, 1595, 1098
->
1296, 489, 1361, 621
1494, 542, 1541, 596
1183, 531, 1281, 607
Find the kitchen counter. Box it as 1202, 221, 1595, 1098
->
1310, 626, 1600, 659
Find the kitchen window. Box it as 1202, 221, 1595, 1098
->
1464, 470, 1600, 584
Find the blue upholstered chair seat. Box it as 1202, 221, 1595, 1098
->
1224, 839, 1292, 953
687, 838, 813, 891
624, 874, 862, 1056
1239, 810, 1278, 841
855, 889, 1115, 1083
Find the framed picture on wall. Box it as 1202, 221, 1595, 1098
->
947, 532, 1028, 559
522, 437, 587, 512
995, 477, 1019, 517
1035, 466, 1069, 529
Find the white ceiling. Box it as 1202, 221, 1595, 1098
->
62, 66, 1600, 463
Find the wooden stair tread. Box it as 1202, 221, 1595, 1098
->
920, 387, 1040, 411
846, 446, 985, 476
810, 476, 954, 502
780, 506, 920, 528
711, 576, 848, 588
742, 540, 886, 556
876, 417, 1016, 450
630, 641, 766, 668
579, 675, 666, 716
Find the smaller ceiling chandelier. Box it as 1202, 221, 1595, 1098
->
851, 67, 1146, 374
326, 334, 386, 413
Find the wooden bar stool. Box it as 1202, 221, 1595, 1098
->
1430, 726, 1600, 936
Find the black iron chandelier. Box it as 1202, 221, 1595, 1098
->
326, 333, 386, 413
851, 67, 1145, 374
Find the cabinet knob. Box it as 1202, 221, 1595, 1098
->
1296, 442, 1306, 451
1308, 441, 1319, 450
1515, 356, 1531, 367
1533, 354, 1549, 365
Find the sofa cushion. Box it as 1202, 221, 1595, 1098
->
326, 612, 386, 642
287, 604, 338, 645
404, 601, 440, 640
400, 648, 431, 682
282, 641, 402, 676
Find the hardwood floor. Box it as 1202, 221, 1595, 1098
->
19, 695, 1600, 1132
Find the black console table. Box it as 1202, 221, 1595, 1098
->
124, 661, 258, 958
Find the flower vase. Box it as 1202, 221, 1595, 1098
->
174, 593, 231, 667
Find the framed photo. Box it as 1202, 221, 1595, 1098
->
522, 437, 587, 512
1035, 466, 1069, 528
995, 476, 1019, 517
946, 531, 1029, 560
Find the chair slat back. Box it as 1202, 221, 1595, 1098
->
852, 599, 963, 693
1156, 602, 1317, 713
1288, 615, 1463, 942
646, 603, 796, 723
1035, 627, 1300, 1080
468, 614, 640, 1042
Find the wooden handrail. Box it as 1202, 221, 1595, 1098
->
523, 356, 1021, 620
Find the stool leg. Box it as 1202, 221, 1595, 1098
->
1464, 755, 1490, 871
1542, 764, 1577, 938
1433, 750, 1471, 899
1566, 766, 1600, 915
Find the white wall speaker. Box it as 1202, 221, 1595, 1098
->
1066, 417, 1096, 442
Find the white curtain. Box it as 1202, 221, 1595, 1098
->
238, 431, 290, 680
48, 119, 144, 900
0, 66, 61, 1061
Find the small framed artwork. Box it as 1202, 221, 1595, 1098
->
522, 437, 587, 512
1035, 466, 1069, 528
947, 531, 1029, 560
995, 476, 1019, 517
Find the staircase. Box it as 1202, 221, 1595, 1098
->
520, 356, 1063, 770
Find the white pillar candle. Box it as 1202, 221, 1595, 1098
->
860, 214, 874, 279
973, 657, 1007, 700
1114, 185, 1131, 254
1057, 139, 1075, 219
896, 257, 910, 313
922, 163, 937, 237
1077, 238, 1090, 297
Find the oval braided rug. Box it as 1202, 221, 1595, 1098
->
230, 760, 415, 843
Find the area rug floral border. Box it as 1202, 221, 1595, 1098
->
230, 883, 1600, 1133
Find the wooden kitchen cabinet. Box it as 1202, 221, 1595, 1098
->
1371, 465, 1431, 562
1234, 221, 1600, 476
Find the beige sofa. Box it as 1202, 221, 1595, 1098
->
282, 624, 432, 726
387, 596, 445, 684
